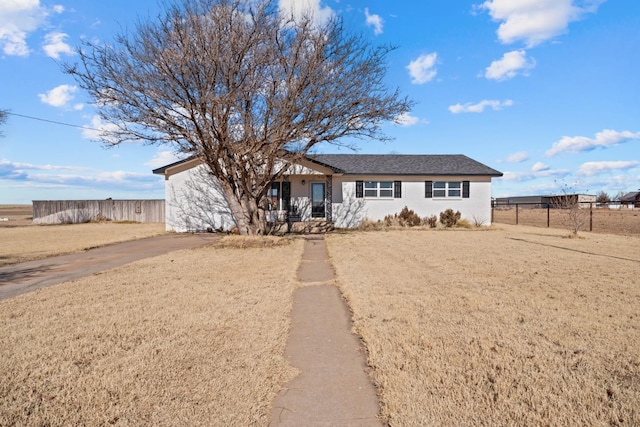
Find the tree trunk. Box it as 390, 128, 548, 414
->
220, 183, 266, 236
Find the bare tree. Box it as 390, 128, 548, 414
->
612, 191, 626, 202
0, 109, 7, 138
64, 0, 413, 235
551, 188, 588, 236
596, 190, 610, 204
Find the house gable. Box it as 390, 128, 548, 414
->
153, 154, 339, 179
152, 156, 200, 180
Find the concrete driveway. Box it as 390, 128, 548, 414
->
0, 233, 219, 301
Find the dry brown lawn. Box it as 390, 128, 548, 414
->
0, 204, 33, 226
328, 225, 640, 426
4, 218, 640, 426
493, 206, 640, 236
0, 222, 166, 266
0, 238, 302, 425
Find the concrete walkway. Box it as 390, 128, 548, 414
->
0, 233, 218, 301
270, 237, 382, 426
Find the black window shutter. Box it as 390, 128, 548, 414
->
282, 181, 291, 211
394, 181, 402, 198
425, 181, 433, 198
355, 180, 363, 198
463, 181, 470, 198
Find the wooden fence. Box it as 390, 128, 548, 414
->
32, 200, 165, 224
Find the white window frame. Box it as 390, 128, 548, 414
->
433, 181, 462, 199
364, 181, 394, 198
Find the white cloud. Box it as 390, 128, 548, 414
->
82, 115, 120, 143
485, 50, 535, 81
278, 0, 334, 26
505, 151, 529, 163
43, 31, 73, 59
546, 129, 640, 156
500, 171, 523, 181
1, 159, 90, 173
501, 166, 569, 182
480, 0, 605, 47
145, 150, 184, 168
406, 53, 438, 84
38, 84, 78, 108
364, 8, 383, 35
449, 99, 513, 114
393, 112, 421, 127
0, 1, 45, 56
532, 161, 550, 172
577, 161, 640, 176
0, 1, 65, 56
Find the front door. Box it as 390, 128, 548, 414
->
311, 182, 325, 219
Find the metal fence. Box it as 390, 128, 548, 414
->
492, 202, 639, 235
32, 200, 165, 224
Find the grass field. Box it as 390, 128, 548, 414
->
493, 206, 640, 235
0, 205, 165, 266
328, 226, 640, 425
2, 218, 639, 425
0, 235, 302, 425
0, 222, 166, 266
0, 204, 33, 226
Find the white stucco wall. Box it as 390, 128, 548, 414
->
332, 176, 494, 228
164, 164, 235, 232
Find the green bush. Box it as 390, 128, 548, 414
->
439, 209, 461, 228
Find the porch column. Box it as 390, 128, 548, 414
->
325, 175, 333, 222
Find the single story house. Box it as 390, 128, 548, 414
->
152, 154, 503, 232
620, 191, 640, 208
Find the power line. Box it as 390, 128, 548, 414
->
6, 111, 102, 132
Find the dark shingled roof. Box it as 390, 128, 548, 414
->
308, 154, 503, 176
153, 153, 503, 177
620, 191, 640, 202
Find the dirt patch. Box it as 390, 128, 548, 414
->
0, 240, 303, 425
327, 226, 640, 426
0, 222, 167, 266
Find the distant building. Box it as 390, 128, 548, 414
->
620, 191, 640, 208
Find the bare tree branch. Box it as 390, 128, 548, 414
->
0, 109, 7, 138
64, 0, 413, 234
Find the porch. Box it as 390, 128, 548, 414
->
264, 175, 334, 230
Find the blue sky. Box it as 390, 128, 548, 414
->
1, 0, 638, 204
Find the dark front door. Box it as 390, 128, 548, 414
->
311, 182, 325, 219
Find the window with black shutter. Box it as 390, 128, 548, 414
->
282, 181, 291, 211
358, 181, 398, 198
267, 182, 281, 210
426, 180, 467, 198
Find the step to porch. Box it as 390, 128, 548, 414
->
268, 221, 334, 234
